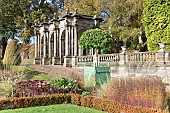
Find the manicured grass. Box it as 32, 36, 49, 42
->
0, 104, 106, 113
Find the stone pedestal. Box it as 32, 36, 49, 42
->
64, 56, 72, 67
34, 58, 41, 65
52, 57, 60, 65
72, 56, 77, 67
42, 58, 50, 65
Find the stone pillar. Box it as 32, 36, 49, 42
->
156, 43, 166, 65
65, 27, 69, 56
34, 34, 41, 64
53, 31, 57, 57
78, 46, 83, 56
35, 34, 38, 58
38, 34, 40, 57
119, 46, 127, 65
40, 35, 42, 59
68, 26, 71, 55
52, 30, 60, 65
43, 32, 47, 58
71, 26, 74, 56
48, 33, 51, 58
74, 18, 78, 56
59, 30, 62, 64
42, 32, 48, 65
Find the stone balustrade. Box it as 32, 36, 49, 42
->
77, 55, 94, 63
98, 54, 120, 62
75, 51, 170, 66
127, 52, 156, 62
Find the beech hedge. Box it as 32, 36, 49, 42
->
0, 94, 167, 113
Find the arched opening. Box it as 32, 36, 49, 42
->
40, 35, 44, 59
50, 33, 54, 57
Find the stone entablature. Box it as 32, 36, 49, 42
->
33, 9, 103, 66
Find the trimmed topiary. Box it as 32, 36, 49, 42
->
3, 39, 21, 65
142, 0, 170, 51
78, 28, 114, 54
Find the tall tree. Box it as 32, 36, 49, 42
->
0, 0, 64, 58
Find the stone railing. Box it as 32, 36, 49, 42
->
75, 43, 170, 66
77, 55, 94, 63
98, 54, 120, 62
127, 52, 156, 62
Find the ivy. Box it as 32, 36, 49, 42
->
142, 0, 170, 51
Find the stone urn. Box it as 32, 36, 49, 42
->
121, 46, 126, 53
158, 43, 165, 52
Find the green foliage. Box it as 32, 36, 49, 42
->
3, 40, 21, 65
142, 0, 170, 51
50, 77, 78, 90
82, 91, 90, 96
78, 28, 113, 54
110, 27, 140, 51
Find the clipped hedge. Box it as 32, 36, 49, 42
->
0, 94, 71, 110
3, 39, 21, 65
0, 94, 167, 113
142, 0, 170, 51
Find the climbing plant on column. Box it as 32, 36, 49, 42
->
78, 28, 114, 54
142, 0, 170, 51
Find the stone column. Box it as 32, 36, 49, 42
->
52, 29, 60, 65
53, 31, 57, 57
119, 46, 127, 65
65, 27, 69, 56
59, 30, 62, 64
74, 18, 78, 56
48, 33, 51, 58
42, 32, 47, 65
43, 32, 47, 58
71, 26, 74, 56
40, 34, 42, 59
38, 34, 40, 57
35, 34, 38, 58
78, 46, 83, 56
68, 26, 71, 55
34, 33, 41, 64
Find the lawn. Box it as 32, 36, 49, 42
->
0, 104, 106, 113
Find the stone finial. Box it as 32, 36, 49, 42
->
66, 8, 69, 14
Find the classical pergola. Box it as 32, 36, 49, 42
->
33, 9, 103, 66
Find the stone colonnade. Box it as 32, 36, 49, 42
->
33, 10, 103, 66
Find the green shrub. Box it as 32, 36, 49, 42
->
78, 28, 114, 54
50, 77, 79, 90
142, 0, 170, 51
3, 39, 21, 65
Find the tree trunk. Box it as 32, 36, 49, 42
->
1, 37, 7, 58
